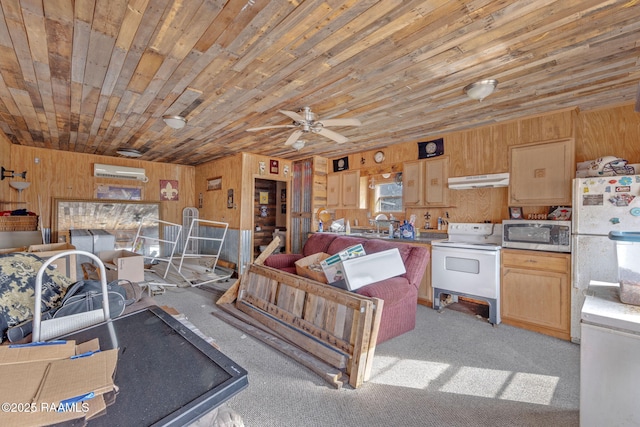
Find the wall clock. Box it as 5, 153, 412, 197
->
374, 151, 385, 163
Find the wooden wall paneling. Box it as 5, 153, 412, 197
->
194, 153, 243, 227
576, 104, 640, 163
445, 132, 466, 178
387, 142, 417, 164
518, 109, 575, 143
331, 108, 582, 225
9, 145, 195, 232
492, 120, 520, 152
477, 126, 504, 175
0, 133, 12, 203
462, 128, 494, 176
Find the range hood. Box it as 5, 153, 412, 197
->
448, 172, 510, 190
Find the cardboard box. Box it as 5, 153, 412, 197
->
27, 242, 77, 281
0, 338, 118, 426
98, 250, 144, 283
0, 230, 42, 249
295, 253, 330, 283
0, 246, 27, 254
320, 244, 366, 284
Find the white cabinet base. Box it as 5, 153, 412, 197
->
580, 322, 640, 426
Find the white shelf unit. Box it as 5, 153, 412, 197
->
169, 218, 231, 287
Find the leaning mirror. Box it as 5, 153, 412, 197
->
53, 198, 160, 252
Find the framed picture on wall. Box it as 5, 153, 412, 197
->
95, 184, 143, 200
509, 206, 523, 219
207, 177, 222, 191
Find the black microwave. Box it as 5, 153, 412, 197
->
502, 220, 571, 253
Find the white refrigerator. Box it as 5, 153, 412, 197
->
571, 175, 640, 342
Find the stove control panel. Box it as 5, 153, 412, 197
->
446, 222, 502, 245
447, 223, 497, 235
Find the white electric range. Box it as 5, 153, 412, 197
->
431, 223, 502, 324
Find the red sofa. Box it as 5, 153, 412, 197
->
264, 233, 430, 344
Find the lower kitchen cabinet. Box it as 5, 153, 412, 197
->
417, 244, 432, 306
501, 249, 571, 340
417, 271, 432, 307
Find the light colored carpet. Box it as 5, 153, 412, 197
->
154, 284, 580, 427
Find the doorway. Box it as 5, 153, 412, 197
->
254, 178, 287, 256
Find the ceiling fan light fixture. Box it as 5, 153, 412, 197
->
116, 148, 142, 158
464, 79, 498, 101
291, 140, 305, 151
163, 115, 187, 129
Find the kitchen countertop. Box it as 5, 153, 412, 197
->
318, 229, 447, 244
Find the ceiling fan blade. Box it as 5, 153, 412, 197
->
318, 118, 361, 127
316, 127, 349, 144
284, 130, 304, 146
278, 109, 306, 123
247, 124, 296, 132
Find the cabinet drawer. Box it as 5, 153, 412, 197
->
501, 250, 569, 273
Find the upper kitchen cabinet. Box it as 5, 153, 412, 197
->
508, 139, 574, 206
327, 170, 363, 209
402, 160, 423, 207
402, 157, 450, 207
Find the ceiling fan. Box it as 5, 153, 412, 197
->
247, 106, 361, 147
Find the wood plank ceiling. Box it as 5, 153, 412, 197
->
0, 0, 638, 166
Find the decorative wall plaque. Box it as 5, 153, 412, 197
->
270, 160, 279, 174
333, 156, 349, 172
160, 180, 179, 201
418, 138, 444, 159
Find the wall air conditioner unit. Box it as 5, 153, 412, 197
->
448, 172, 509, 190
94, 163, 148, 182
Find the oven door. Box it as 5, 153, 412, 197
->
431, 245, 501, 299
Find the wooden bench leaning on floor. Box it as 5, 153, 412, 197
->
217, 260, 383, 389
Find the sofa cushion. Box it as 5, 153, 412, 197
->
264, 253, 302, 270
362, 239, 413, 262
325, 236, 367, 255
355, 276, 413, 303
302, 233, 338, 257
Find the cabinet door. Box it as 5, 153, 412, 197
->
509, 138, 574, 206
417, 244, 432, 306
341, 170, 360, 208
402, 160, 423, 206
327, 173, 341, 208
502, 267, 569, 331
501, 250, 571, 340
425, 157, 449, 207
